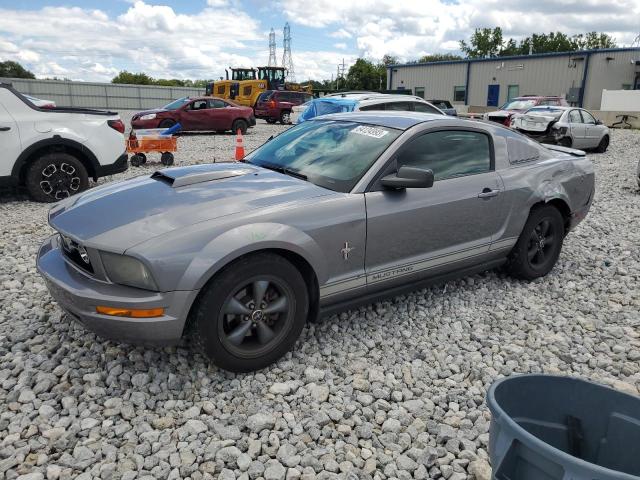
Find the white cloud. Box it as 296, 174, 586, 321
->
334, 42, 347, 50
281, 0, 640, 61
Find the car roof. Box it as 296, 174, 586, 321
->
513, 96, 563, 100
527, 105, 571, 111
314, 111, 448, 130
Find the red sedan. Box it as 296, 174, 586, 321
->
131, 97, 256, 133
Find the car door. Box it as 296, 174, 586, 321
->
207, 99, 234, 130
364, 128, 504, 291
0, 103, 20, 176
579, 110, 602, 148
567, 109, 587, 148
179, 100, 209, 130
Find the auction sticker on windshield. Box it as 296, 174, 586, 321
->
352, 125, 389, 139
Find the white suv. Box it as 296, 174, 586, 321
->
0, 83, 127, 202
294, 93, 445, 123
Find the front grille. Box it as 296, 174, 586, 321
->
59, 234, 94, 274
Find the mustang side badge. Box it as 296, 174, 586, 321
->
341, 242, 354, 260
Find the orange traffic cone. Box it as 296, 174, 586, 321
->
235, 129, 245, 161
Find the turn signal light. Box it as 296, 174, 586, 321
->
96, 306, 165, 318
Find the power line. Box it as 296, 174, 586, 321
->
282, 22, 295, 82
268, 28, 277, 67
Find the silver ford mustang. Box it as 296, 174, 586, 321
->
37, 112, 595, 372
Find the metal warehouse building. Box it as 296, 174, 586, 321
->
387, 47, 640, 110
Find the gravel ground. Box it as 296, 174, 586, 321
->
0, 121, 639, 480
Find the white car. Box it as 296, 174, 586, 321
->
0, 83, 127, 202
23, 94, 56, 108
293, 93, 445, 123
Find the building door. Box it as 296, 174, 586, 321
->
487, 84, 500, 107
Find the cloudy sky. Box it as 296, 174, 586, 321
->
0, 0, 638, 82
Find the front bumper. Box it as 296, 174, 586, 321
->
248, 115, 257, 126
36, 235, 197, 346
95, 153, 128, 179
131, 118, 161, 129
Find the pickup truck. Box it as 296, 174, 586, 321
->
0, 83, 127, 202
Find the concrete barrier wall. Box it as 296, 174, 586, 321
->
0, 77, 205, 111
601, 90, 640, 111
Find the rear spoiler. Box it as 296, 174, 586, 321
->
545, 144, 586, 157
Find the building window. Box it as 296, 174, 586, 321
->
414, 87, 425, 98
507, 85, 519, 100
453, 86, 466, 102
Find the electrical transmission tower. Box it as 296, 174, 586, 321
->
282, 22, 295, 82
268, 28, 277, 67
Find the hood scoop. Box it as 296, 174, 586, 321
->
151, 164, 256, 187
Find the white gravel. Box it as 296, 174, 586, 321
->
0, 121, 639, 480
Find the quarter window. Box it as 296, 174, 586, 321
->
453, 86, 466, 102
397, 130, 492, 180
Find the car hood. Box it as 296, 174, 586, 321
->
49, 163, 334, 252
487, 109, 522, 117
134, 108, 168, 117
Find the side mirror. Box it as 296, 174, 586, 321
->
595, 119, 603, 125
381, 166, 434, 189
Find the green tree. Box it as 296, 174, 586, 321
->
111, 70, 154, 85
381, 54, 399, 66
459, 27, 505, 58
0, 60, 35, 79
572, 32, 616, 50
418, 53, 463, 63
345, 58, 386, 90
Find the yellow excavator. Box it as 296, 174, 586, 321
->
207, 67, 312, 108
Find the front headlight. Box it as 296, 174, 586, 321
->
139, 113, 156, 120
100, 251, 158, 291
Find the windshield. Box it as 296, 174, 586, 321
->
245, 120, 401, 193
500, 99, 537, 110
163, 97, 190, 110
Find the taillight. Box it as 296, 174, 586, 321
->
108, 119, 125, 134
269, 100, 276, 108
503, 114, 513, 126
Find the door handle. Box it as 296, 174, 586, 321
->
0, 126, 10, 131
478, 188, 500, 199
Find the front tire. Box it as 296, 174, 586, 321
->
506, 205, 565, 280
159, 119, 176, 129
25, 153, 89, 202
160, 152, 174, 166
594, 135, 609, 153
193, 253, 308, 372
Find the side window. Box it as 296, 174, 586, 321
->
568, 110, 582, 123
242, 85, 252, 96
216, 85, 225, 95
359, 103, 385, 111
191, 100, 208, 110
397, 130, 492, 180
384, 101, 411, 111
581, 110, 596, 124
412, 102, 440, 114
209, 99, 227, 108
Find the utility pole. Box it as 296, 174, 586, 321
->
282, 22, 295, 82
268, 28, 277, 67
336, 58, 347, 90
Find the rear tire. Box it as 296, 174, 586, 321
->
506, 205, 565, 281
159, 119, 176, 129
193, 253, 308, 372
232, 119, 248, 135
130, 154, 143, 167
594, 135, 609, 153
280, 110, 291, 124
25, 153, 89, 203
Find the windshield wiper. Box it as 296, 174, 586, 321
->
256, 162, 307, 181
